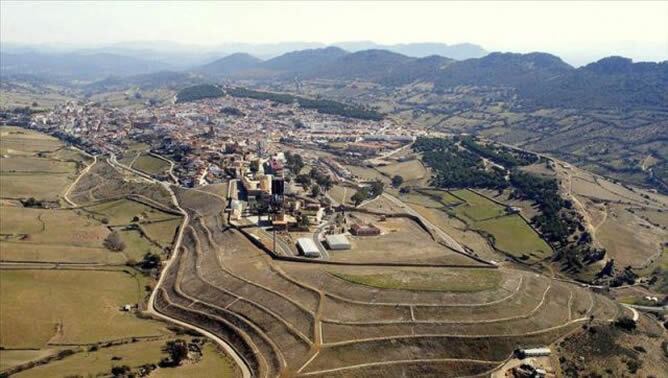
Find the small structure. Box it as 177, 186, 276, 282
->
517, 347, 551, 358
350, 223, 381, 236
325, 234, 351, 250
297, 238, 320, 258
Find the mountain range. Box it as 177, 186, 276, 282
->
2, 42, 666, 110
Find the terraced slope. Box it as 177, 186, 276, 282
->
153, 188, 627, 377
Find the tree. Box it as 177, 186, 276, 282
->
295, 174, 311, 187
111, 365, 131, 376
310, 184, 321, 197
161, 339, 189, 367
140, 252, 161, 270
370, 180, 384, 197
351, 188, 370, 206
614, 316, 636, 331
104, 231, 126, 252
391, 175, 404, 188
297, 215, 311, 228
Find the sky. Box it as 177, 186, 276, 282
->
2, 1, 667, 65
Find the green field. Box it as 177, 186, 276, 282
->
0, 349, 60, 372
132, 154, 170, 176
450, 189, 507, 221
376, 159, 429, 182
327, 184, 355, 205
11, 339, 238, 378
477, 215, 552, 262
0, 127, 80, 201
0, 269, 167, 348
117, 229, 163, 260
154, 343, 239, 378
330, 268, 501, 292
82, 198, 178, 225
141, 219, 181, 248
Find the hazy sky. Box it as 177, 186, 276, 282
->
2, 1, 667, 64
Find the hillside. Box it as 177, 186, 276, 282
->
0, 52, 171, 81
175, 84, 224, 103
261, 46, 348, 75
196, 53, 262, 77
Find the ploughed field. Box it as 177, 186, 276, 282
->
154, 188, 627, 377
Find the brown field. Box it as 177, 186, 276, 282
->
0, 269, 167, 349
375, 159, 430, 183
333, 213, 482, 265
151, 184, 624, 378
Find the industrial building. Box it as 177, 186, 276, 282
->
325, 234, 351, 250
296, 238, 320, 258
350, 223, 381, 236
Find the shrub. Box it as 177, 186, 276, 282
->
104, 231, 126, 252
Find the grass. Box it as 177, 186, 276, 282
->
154, 343, 239, 378
376, 160, 428, 182
327, 184, 355, 205
0, 349, 60, 373
12, 340, 239, 378
132, 154, 170, 176
141, 219, 181, 248
476, 215, 552, 261
0, 127, 84, 201
117, 229, 163, 261
0, 172, 75, 201
343, 164, 390, 184
450, 189, 507, 222
0, 207, 108, 247
0, 269, 167, 348
12, 339, 168, 378
329, 268, 501, 292
83, 198, 178, 225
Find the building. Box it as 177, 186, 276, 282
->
325, 234, 351, 250
350, 223, 381, 236
517, 347, 551, 358
297, 238, 320, 258
302, 204, 324, 224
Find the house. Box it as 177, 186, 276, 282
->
297, 238, 320, 258
350, 223, 381, 236
302, 204, 324, 224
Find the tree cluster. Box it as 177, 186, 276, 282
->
227, 87, 383, 121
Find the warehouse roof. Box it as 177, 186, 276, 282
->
325, 234, 351, 248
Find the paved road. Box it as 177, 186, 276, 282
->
107, 152, 252, 378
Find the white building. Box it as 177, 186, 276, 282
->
325, 234, 351, 250
297, 238, 320, 258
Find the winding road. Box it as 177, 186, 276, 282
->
106, 152, 252, 378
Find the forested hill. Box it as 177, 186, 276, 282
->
194, 49, 666, 110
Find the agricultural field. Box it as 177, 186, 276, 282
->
81, 198, 179, 225
327, 184, 355, 205
329, 267, 501, 292
10, 338, 238, 378
337, 212, 482, 265
553, 162, 668, 271
0, 128, 197, 377
375, 159, 430, 183
450, 189, 507, 222
0, 269, 168, 348
132, 153, 171, 176
476, 215, 552, 262
0, 126, 85, 202
400, 188, 550, 264
150, 185, 627, 377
